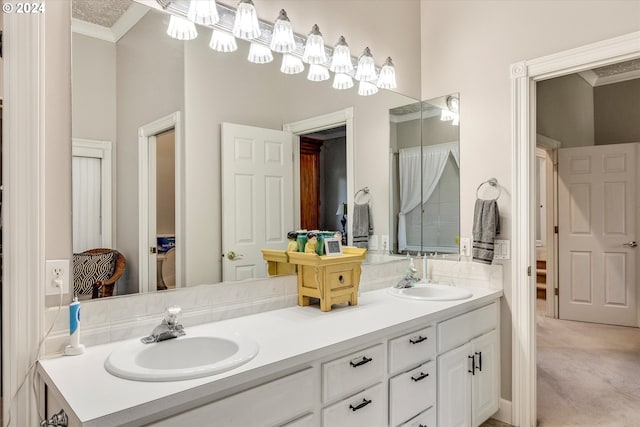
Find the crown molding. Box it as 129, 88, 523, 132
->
72, 2, 149, 43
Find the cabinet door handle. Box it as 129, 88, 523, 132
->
418, 425, 428, 427
475, 351, 483, 372
468, 355, 475, 375
411, 371, 430, 382
350, 356, 372, 368
409, 335, 428, 344
349, 398, 372, 412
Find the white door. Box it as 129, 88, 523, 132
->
438, 342, 472, 427
471, 330, 499, 427
558, 143, 637, 326
221, 123, 293, 281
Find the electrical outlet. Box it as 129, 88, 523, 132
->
45, 259, 70, 295
460, 237, 471, 257
368, 235, 379, 250
381, 235, 389, 252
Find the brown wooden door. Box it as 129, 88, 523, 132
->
300, 137, 323, 230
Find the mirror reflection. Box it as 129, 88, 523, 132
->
389, 95, 460, 255
70, 1, 420, 299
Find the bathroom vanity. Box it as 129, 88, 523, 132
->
38, 285, 501, 426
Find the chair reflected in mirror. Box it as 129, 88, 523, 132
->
73, 248, 126, 299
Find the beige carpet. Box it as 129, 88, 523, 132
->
537, 310, 640, 426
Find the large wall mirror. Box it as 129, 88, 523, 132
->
389, 95, 460, 255
69, 0, 420, 301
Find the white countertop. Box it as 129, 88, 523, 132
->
38, 285, 502, 426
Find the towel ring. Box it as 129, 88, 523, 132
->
355, 187, 370, 204
476, 178, 501, 200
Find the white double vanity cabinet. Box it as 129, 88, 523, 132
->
38, 287, 501, 427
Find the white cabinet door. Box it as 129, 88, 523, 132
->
471, 329, 499, 427
437, 342, 472, 427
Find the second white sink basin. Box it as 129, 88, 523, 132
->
388, 282, 473, 301
105, 333, 259, 382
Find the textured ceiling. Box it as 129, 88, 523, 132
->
592, 58, 640, 78
72, 0, 133, 27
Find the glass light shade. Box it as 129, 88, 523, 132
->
270, 9, 296, 53
302, 25, 327, 65
329, 36, 353, 73
209, 30, 237, 53
307, 64, 329, 82
167, 15, 198, 41
187, 0, 219, 26
440, 110, 459, 126
281, 54, 304, 74
358, 81, 379, 96
233, 0, 261, 40
377, 57, 397, 89
248, 42, 273, 64
332, 73, 354, 90
355, 47, 377, 82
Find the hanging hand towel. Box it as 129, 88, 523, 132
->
352, 202, 373, 249
472, 199, 500, 264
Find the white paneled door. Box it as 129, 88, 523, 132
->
221, 123, 293, 281
558, 143, 638, 326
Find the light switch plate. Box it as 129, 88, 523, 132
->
494, 239, 510, 260
381, 235, 389, 252
460, 237, 471, 257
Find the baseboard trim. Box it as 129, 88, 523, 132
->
493, 398, 513, 425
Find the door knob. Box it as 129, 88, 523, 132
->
622, 241, 637, 248
227, 251, 244, 260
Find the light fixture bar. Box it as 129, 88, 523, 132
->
155, 0, 388, 81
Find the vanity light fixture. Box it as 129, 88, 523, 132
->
358, 80, 379, 96
332, 73, 354, 90
167, 15, 198, 40
302, 25, 328, 65
248, 42, 274, 64
270, 10, 296, 53
209, 29, 238, 53
377, 57, 397, 89
187, 0, 219, 26
355, 47, 377, 82
440, 95, 460, 125
329, 36, 354, 74
281, 54, 304, 74
157, 0, 398, 92
307, 64, 330, 82
233, 0, 261, 40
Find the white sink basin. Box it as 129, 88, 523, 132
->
104, 333, 259, 382
388, 283, 473, 301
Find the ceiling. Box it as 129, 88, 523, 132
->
72, 0, 133, 28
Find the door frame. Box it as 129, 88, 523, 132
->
72, 138, 113, 249
283, 108, 355, 245
510, 30, 640, 427
138, 112, 184, 293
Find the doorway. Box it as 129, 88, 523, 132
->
298, 127, 347, 235
511, 32, 640, 427
138, 112, 183, 294
284, 108, 355, 244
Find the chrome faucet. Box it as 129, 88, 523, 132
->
141, 306, 186, 344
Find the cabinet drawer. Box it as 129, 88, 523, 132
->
398, 406, 436, 427
322, 383, 386, 427
437, 302, 498, 353
389, 325, 435, 374
151, 367, 316, 426
322, 343, 385, 403
281, 413, 317, 427
326, 264, 357, 290
389, 361, 436, 427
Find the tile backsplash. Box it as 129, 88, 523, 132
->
43, 257, 502, 355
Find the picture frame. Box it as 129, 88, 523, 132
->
324, 237, 343, 256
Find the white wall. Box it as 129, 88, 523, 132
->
594, 78, 640, 144
537, 74, 594, 147
420, 0, 640, 401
